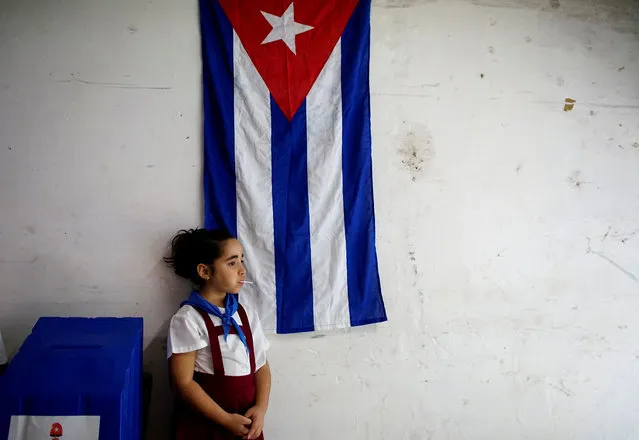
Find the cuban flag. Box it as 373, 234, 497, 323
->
200, 0, 387, 333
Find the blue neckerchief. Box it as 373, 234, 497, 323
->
181, 291, 249, 351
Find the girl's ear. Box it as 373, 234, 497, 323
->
196, 263, 212, 281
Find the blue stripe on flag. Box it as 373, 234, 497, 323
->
200, 0, 237, 235
341, 0, 388, 326
271, 100, 315, 333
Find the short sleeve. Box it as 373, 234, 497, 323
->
167, 307, 208, 358
245, 305, 270, 370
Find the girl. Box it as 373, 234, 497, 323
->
165, 228, 271, 440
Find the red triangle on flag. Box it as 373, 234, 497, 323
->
219, 0, 359, 120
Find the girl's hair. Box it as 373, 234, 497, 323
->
164, 228, 234, 285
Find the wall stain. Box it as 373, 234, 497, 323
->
549, 0, 560, 9
563, 97, 576, 111
531, 100, 639, 110
398, 122, 434, 182
604, 229, 636, 245
620, 234, 634, 244
409, 251, 418, 279
408, 249, 425, 306
567, 170, 586, 188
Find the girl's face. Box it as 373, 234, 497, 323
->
204, 239, 246, 294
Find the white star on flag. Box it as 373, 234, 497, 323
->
261, 2, 313, 55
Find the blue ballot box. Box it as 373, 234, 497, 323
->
0, 317, 143, 440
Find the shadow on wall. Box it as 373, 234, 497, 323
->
143, 261, 189, 440
143, 322, 174, 440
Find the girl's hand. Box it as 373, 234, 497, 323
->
243, 405, 266, 439
222, 413, 252, 437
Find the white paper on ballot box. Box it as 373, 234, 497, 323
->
8, 415, 100, 440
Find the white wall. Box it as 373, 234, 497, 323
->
1, 0, 639, 438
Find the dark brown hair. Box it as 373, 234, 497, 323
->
164, 228, 234, 285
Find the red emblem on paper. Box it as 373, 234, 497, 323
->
50, 422, 63, 439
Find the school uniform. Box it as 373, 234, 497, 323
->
167, 295, 269, 440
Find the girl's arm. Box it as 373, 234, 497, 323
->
254, 361, 271, 410
170, 352, 252, 436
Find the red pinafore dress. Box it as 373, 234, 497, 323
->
173, 304, 264, 440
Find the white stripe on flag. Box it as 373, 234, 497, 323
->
233, 32, 277, 332
306, 40, 350, 329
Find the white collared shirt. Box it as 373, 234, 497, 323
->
167, 303, 269, 376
